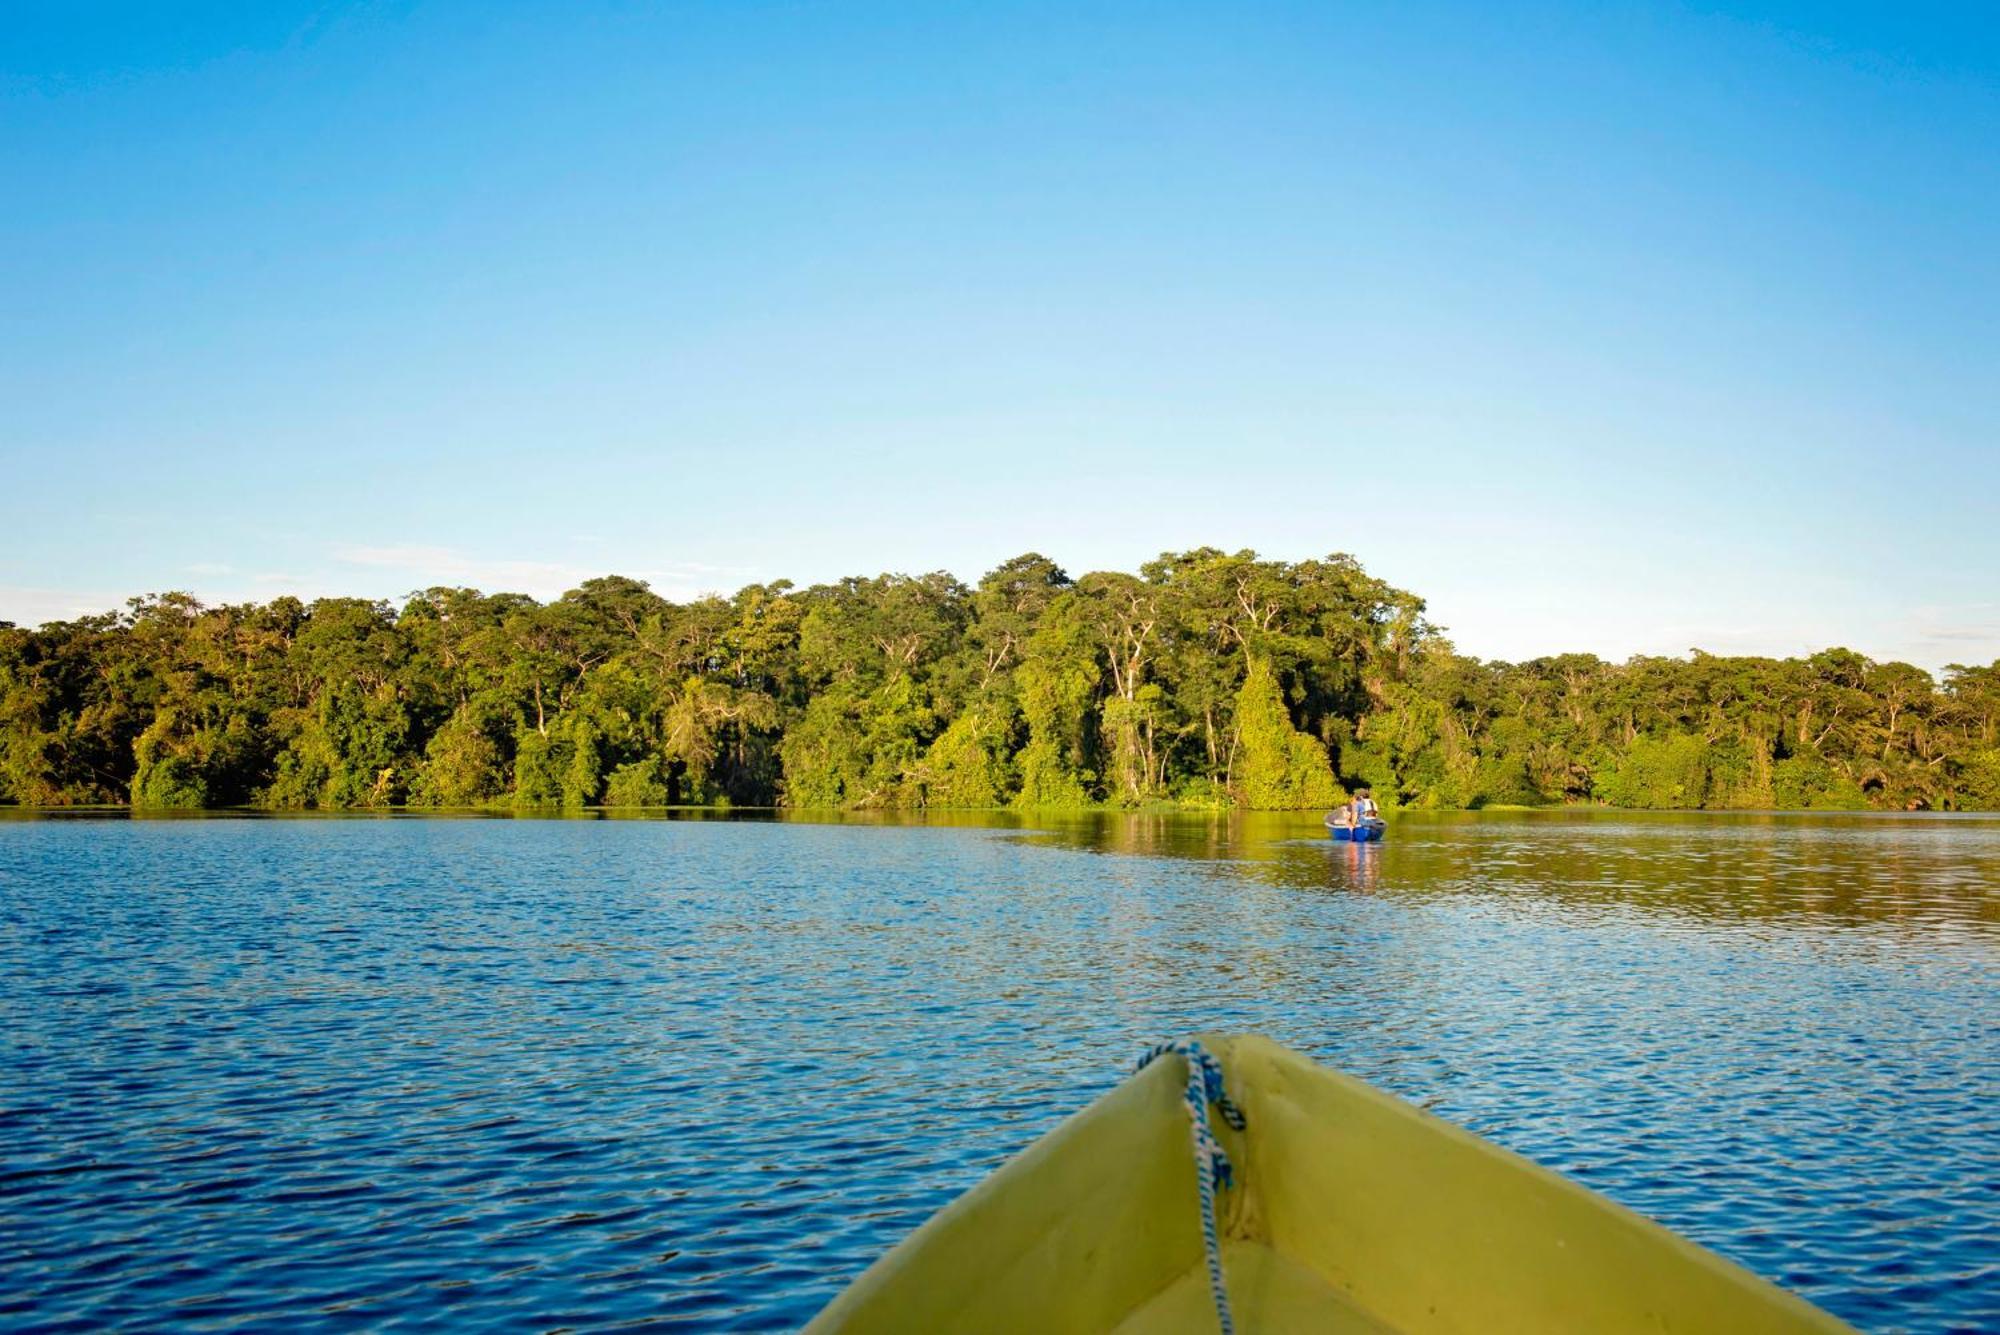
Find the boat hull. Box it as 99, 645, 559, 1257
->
806, 1034, 1850, 1334
1327, 820, 1385, 842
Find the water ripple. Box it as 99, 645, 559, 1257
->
0, 810, 1994, 1331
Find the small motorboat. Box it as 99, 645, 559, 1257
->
805, 1034, 1850, 1333
1326, 813, 1386, 842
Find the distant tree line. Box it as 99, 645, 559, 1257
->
2, 549, 1995, 811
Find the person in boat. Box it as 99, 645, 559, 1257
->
1349, 788, 1379, 829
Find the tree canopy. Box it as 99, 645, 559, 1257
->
2, 550, 1994, 811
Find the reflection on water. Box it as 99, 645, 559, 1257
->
0, 810, 1994, 1332
1012, 808, 2000, 932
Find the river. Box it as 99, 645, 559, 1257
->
1, 810, 1993, 1331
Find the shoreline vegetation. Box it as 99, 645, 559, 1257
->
2, 549, 1995, 813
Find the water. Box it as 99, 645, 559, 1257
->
1, 810, 1995, 1332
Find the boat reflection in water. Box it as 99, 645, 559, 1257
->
1327, 833, 1383, 891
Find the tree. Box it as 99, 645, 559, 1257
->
1, 556, 1995, 814
1077, 571, 1164, 804
971, 553, 1071, 692
1232, 657, 1340, 810
1012, 592, 1100, 808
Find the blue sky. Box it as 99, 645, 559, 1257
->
4, 2, 1996, 671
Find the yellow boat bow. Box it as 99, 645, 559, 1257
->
806, 1033, 1852, 1333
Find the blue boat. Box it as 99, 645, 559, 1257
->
1326, 815, 1386, 842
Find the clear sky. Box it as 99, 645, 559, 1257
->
4, 2, 1996, 671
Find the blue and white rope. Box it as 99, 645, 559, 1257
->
1138, 1039, 1247, 1335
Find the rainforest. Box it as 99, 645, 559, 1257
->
2, 549, 1995, 812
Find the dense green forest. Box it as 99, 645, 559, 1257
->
2, 550, 1996, 811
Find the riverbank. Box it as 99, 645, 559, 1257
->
7, 557, 1996, 817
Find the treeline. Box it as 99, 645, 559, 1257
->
2, 550, 1996, 811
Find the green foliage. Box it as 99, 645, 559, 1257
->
1957, 749, 2000, 809
130, 747, 209, 808
1700, 739, 1773, 810
1232, 658, 1341, 810
562, 718, 604, 808
266, 683, 410, 808
511, 729, 562, 808
919, 705, 1016, 808
0, 557, 1994, 813
1770, 755, 1869, 810
604, 756, 671, 806
1170, 774, 1234, 809
131, 708, 264, 808
1470, 752, 1542, 808
1592, 734, 1711, 810
409, 708, 507, 807
1013, 737, 1096, 809
778, 676, 935, 808
1012, 592, 1101, 808
776, 689, 864, 807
